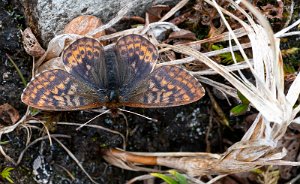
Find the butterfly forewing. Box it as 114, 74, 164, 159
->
21, 69, 104, 110
63, 37, 107, 89
115, 34, 158, 88
123, 65, 205, 108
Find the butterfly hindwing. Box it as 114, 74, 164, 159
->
63, 37, 107, 89
21, 69, 105, 110
115, 34, 158, 87
123, 65, 205, 108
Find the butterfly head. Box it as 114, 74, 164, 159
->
109, 90, 120, 103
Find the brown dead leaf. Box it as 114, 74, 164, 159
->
166, 30, 199, 50
21, 28, 46, 57
0, 103, 20, 125
146, 5, 171, 23
121, 16, 145, 24
169, 29, 197, 40
170, 11, 192, 25
165, 29, 195, 46
63, 15, 106, 38
261, 2, 283, 19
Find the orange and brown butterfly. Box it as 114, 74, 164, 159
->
21, 34, 205, 111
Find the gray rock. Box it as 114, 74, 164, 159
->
21, 0, 177, 45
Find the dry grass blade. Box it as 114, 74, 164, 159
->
16, 134, 70, 165
52, 137, 100, 184
158, 43, 252, 67
54, 164, 76, 181
0, 133, 17, 165
197, 76, 238, 98
191, 61, 253, 75
159, 0, 189, 22
55, 121, 126, 149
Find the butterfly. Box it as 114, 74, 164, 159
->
21, 34, 205, 112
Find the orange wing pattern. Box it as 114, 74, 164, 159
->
123, 65, 205, 108
115, 34, 158, 86
63, 37, 107, 89
21, 69, 104, 111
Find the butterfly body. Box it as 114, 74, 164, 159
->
22, 34, 205, 111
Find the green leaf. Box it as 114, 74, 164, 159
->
237, 91, 250, 105
1, 167, 14, 183
212, 44, 243, 64
151, 173, 178, 184
169, 170, 187, 184
230, 104, 249, 116
211, 44, 223, 50
29, 107, 41, 116
6, 54, 27, 87
0, 141, 10, 145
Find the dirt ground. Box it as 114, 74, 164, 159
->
0, 0, 300, 184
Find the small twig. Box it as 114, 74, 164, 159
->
6, 53, 27, 87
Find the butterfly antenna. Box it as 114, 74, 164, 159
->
76, 109, 110, 131
118, 108, 158, 122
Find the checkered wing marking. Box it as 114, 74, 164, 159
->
21, 69, 104, 111
123, 65, 205, 107
115, 34, 158, 87
63, 37, 107, 89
